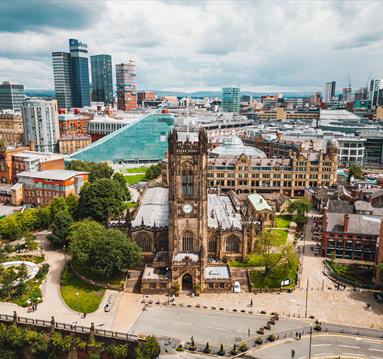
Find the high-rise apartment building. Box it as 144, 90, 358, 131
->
52, 52, 72, 109
0, 81, 25, 112
22, 99, 60, 152
90, 54, 113, 105
221, 87, 240, 112
116, 61, 137, 111
323, 81, 336, 103
369, 79, 383, 109
69, 38, 90, 108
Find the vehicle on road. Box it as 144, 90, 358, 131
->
233, 281, 241, 293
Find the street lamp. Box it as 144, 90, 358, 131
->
63, 245, 66, 265
308, 323, 313, 359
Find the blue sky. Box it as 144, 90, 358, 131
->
0, 0, 382, 93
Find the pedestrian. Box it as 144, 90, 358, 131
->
291, 349, 295, 358
83, 312, 87, 318
250, 299, 253, 307
248, 328, 250, 337
298, 333, 301, 340
295, 332, 298, 339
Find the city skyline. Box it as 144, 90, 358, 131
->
0, 1, 382, 92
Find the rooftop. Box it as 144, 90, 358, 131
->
248, 193, 273, 212
17, 170, 88, 181
208, 194, 242, 230
326, 213, 381, 235
210, 135, 266, 158
204, 266, 230, 280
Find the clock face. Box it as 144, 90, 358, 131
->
182, 204, 193, 214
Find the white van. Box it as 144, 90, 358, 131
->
233, 281, 241, 293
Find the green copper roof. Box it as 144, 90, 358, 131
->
248, 193, 273, 211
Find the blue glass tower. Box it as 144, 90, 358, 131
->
69, 39, 90, 108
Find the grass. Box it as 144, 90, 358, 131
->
271, 230, 288, 246
124, 173, 147, 184
60, 267, 105, 313
250, 265, 297, 289
121, 167, 148, 174
230, 253, 281, 268
327, 261, 373, 285
274, 214, 292, 229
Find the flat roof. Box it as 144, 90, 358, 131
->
204, 266, 230, 280
17, 170, 88, 181
208, 194, 242, 230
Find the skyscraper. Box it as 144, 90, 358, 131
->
369, 79, 383, 109
116, 60, 137, 111
323, 81, 336, 103
52, 52, 72, 109
69, 38, 90, 108
90, 54, 113, 105
0, 81, 25, 112
221, 87, 240, 113
22, 99, 60, 152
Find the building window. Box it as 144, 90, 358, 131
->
182, 168, 194, 196
137, 233, 152, 252
226, 235, 240, 253
182, 231, 194, 252
208, 237, 217, 252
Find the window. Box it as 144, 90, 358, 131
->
182, 231, 194, 252
226, 235, 240, 253
208, 237, 217, 252
182, 167, 194, 196
137, 233, 152, 252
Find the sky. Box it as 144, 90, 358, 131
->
0, 0, 382, 93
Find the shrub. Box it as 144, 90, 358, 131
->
314, 324, 322, 331
203, 342, 211, 354
255, 337, 263, 345
239, 342, 248, 352
230, 343, 238, 355
189, 338, 196, 351
176, 344, 184, 352
217, 344, 225, 356
268, 334, 276, 342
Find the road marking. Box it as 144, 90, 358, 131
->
370, 349, 383, 353
339, 344, 360, 349
371, 356, 383, 359
312, 344, 332, 347
342, 354, 364, 358
297, 356, 306, 359
315, 353, 334, 357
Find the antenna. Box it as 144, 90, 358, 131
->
347, 73, 351, 89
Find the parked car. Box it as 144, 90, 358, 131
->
233, 281, 241, 293
104, 294, 116, 312
374, 292, 383, 303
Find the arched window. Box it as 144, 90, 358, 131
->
182, 167, 194, 196
158, 233, 168, 251
225, 235, 240, 253
137, 233, 152, 252
208, 237, 217, 252
182, 231, 194, 252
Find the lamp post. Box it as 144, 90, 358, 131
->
308, 323, 313, 359
305, 278, 309, 318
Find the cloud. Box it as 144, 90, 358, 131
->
0, 0, 382, 92
0, 1, 106, 32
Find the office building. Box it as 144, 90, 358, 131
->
22, 99, 60, 152
116, 61, 137, 111
369, 79, 383, 109
323, 81, 336, 103
17, 170, 88, 207
221, 87, 240, 113
90, 54, 113, 105
69, 38, 90, 108
0, 112, 24, 146
0, 81, 25, 112
137, 91, 156, 106
52, 52, 72, 109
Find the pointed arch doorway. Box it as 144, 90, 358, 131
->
182, 273, 193, 291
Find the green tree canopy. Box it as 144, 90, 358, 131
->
348, 165, 364, 181
77, 178, 126, 223
112, 172, 131, 201
68, 220, 141, 279
67, 160, 113, 182
146, 164, 162, 180
136, 336, 160, 359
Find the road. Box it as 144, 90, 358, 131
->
131, 306, 310, 347
249, 334, 383, 359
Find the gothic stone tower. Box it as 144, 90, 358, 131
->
168, 128, 208, 291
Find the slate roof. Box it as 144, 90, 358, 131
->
208, 194, 242, 230
326, 213, 381, 235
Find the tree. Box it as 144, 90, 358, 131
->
288, 198, 312, 229
256, 231, 283, 276
67, 160, 113, 182
77, 179, 126, 223
48, 211, 74, 248
68, 220, 142, 279
146, 164, 161, 180
136, 336, 160, 359
113, 172, 131, 201
348, 165, 364, 181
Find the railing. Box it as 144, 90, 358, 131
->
0, 311, 139, 342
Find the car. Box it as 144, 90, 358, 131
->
233, 281, 241, 293
104, 294, 116, 312
374, 292, 383, 303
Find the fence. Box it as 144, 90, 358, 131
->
0, 311, 139, 343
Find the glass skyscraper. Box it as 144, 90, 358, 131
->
0, 81, 25, 112
69, 38, 90, 108
90, 54, 113, 105
222, 86, 240, 113
52, 52, 72, 109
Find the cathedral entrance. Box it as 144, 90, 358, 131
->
182, 274, 193, 291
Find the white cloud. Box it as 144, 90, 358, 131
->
0, 0, 382, 92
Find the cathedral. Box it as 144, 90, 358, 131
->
115, 128, 275, 294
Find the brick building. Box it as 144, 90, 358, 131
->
16, 170, 88, 206
58, 135, 92, 154
0, 112, 23, 146
58, 113, 92, 136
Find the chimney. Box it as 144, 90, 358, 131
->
343, 213, 349, 232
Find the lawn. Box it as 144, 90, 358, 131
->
250, 266, 297, 289
230, 253, 281, 268
327, 261, 373, 285
271, 229, 288, 246
60, 267, 105, 313
124, 173, 147, 184
122, 167, 148, 174
274, 215, 291, 229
